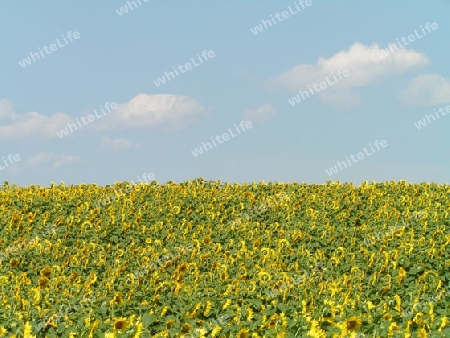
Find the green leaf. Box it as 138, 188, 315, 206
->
142, 313, 157, 327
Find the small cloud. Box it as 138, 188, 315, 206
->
0, 99, 74, 141
0, 93, 208, 142
100, 136, 141, 152
266, 42, 429, 109
399, 74, 450, 107
94, 94, 208, 131
243, 103, 277, 124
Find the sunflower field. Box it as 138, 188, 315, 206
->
1, 179, 450, 337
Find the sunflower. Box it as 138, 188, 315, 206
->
396, 267, 406, 284
236, 328, 251, 338
388, 322, 399, 334
112, 292, 123, 306
277, 239, 290, 250
417, 328, 427, 338
211, 326, 222, 337
90, 320, 99, 336
10, 258, 19, 268
383, 312, 393, 321
181, 323, 192, 333
253, 238, 261, 249
247, 308, 254, 321
173, 206, 181, 214
161, 305, 170, 317
260, 248, 270, 257
222, 298, 232, 310
344, 316, 362, 331
220, 272, 229, 282
23, 321, 35, 338
68, 272, 78, 283
258, 271, 271, 283
439, 316, 450, 330
179, 262, 189, 273
166, 319, 175, 329
40, 267, 52, 277
38, 277, 49, 288
113, 318, 127, 330
247, 281, 257, 293
268, 314, 279, 329
394, 228, 404, 236
203, 301, 212, 316
306, 320, 326, 338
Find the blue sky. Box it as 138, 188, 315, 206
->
1, 0, 449, 186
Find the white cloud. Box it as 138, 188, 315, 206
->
243, 103, 277, 124
0, 94, 207, 141
267, 42, 429, 109
399, 74, 450, 106
100, 136, 141, 152
0, 99, 73, 140
93, 94, 208, 131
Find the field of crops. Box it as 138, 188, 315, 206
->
1, 179, 450, 337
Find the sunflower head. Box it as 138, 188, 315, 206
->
179, 262, 188, 273
345, 316, 362, 331
383, 312, 393, 321
173, 206, 181, 215
10, 258, 20, 268
40, 267, 52, 277
166, 319, 175, 329
220, 272, 228, 282
114, 318, 127, 330
181, 323, 192, 333
417, 328, 427, 338
113, 292, 123, 305
38, 277, 49, 288
237, 328, 251, 338
253, 238, 261, 249
68, 272, 78, 283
